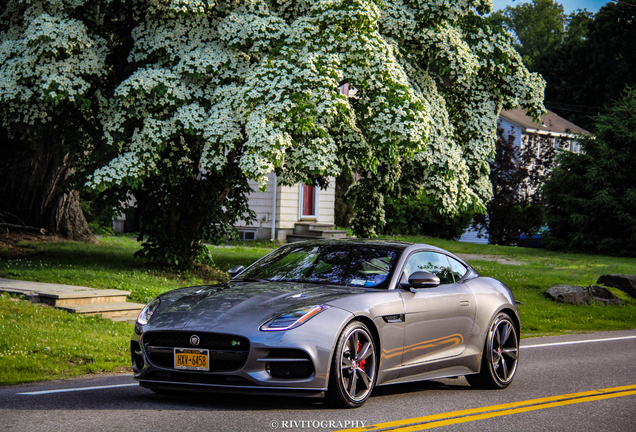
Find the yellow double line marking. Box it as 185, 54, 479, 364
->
337, 384, 636, 432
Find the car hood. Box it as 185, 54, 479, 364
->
145, 281, 368, 332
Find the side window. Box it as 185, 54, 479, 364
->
403, 252, 455, 285
447, 256, 468, 282
345, 248, 398, 288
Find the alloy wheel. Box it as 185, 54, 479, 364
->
340, 328, 376, 402
489, 316, 518, 384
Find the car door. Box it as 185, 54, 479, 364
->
399, 251, 476, 366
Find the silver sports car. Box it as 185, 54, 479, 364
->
131, 239, 520, 408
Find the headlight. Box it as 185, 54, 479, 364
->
137, 297, 160, 325
260, 305, 330, 331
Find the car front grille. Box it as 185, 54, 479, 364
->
143, 331, 249, 372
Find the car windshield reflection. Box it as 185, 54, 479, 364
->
236, 245, 399, 288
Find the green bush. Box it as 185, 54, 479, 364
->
381, 193, 473, 239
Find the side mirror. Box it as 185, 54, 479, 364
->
407, 271, 440, 290
227, 265, 245, 279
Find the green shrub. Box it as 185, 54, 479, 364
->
381, 193, 473, 239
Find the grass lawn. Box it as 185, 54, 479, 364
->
1, 235, 635, 385
0, 236, 274, 304
0, 292, 133, 385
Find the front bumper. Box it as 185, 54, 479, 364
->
131, 306, 353, 396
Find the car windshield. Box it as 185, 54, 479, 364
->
237, 244, 400, 288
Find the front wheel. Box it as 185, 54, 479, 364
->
325, 321, 377, 408
466, 312, 519, 389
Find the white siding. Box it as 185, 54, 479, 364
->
498, 118, 522, 148
318, 178, 336, 225
277, 185, 299, 229
236, 173, 275, 228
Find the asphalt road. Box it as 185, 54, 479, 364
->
2, 330, 635, 432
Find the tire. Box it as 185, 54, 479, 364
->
466, 312, 519, 389
325, 321, 378, 408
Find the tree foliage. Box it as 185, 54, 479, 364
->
0, 0, 135, 238
485, 0, 636, 132
1, 0, 545, 266
488, 0, 567, 70
532, 0, 634, 131
544, 88, 636, 256
472, 123, 556, 245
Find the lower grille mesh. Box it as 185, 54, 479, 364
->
143, 331, 249, 372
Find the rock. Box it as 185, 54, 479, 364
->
544, 284, 622, 306
597, 275, 636, 299
587, 285, 622, 305
545, 285, 590, 305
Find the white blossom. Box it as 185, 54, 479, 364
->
0, 1, 544, 218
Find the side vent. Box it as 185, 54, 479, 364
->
382, 314, 405, 323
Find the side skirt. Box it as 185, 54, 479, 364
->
376, 350, 482, 387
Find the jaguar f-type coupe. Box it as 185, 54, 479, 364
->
131, 239, 520, 407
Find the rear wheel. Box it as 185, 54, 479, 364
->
326, 321, 377, 408
467, 312, 519, 389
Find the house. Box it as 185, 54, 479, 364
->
236, 84, 356, 243
112, 175, 343, 242
236, 173, 345, 243
498, 108, 589, 154
459, 108, 590, 245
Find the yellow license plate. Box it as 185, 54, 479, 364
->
174, 348, 209, 371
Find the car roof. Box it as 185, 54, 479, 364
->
280, 238, 447, 253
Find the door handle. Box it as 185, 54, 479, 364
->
460, 301, 470, 306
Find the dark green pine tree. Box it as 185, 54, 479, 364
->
544, 88, 636, 255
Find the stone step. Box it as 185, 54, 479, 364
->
308, 229, 347, 238
0, 278, 141, 322
56, 301, 145, 319
38, 290, 131, 307
293, 223, 336, 235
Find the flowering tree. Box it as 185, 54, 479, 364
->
2, 0, 545, 266
0, 0, 133, 239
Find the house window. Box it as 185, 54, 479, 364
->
299, 183, 319, 220
237, 230, 256, 240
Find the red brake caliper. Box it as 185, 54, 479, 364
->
357, 340, 366, 371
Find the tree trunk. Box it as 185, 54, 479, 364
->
0, 132, 94, 241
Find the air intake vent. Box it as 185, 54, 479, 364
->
264, 349, 313, 379
267, 361, 313, 379
131, 340, 144, 371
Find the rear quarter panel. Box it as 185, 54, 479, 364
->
466, 277, 520, 338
